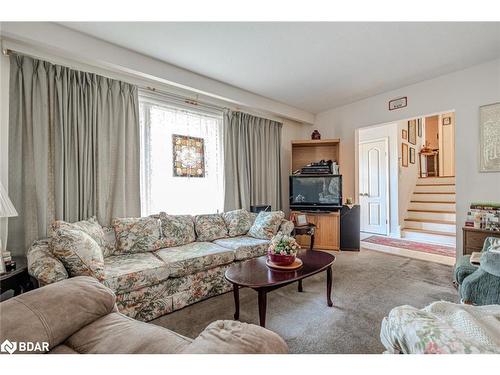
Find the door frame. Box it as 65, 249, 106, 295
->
358, 137, 390, 236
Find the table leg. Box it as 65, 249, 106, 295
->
326, 266, 333, 307
310, 233, 315, 250
258, 289, 267, 327
232, 284, 240, 320
298, 279, 303, 292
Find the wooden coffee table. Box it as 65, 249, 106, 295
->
224, 250, 335, 327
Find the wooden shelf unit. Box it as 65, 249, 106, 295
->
291, 139, 340, 173
290, 139, 341, 251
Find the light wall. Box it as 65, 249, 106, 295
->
397, 119, 424, 226
311, 58, 500, 255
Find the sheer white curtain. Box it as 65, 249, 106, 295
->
139, 94, 224, 215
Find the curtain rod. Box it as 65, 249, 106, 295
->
141, 86, 230, 113
3, 47, 283, 123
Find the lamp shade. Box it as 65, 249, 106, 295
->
0, 181, 18, 218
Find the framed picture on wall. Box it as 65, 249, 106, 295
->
417, 118, 422, 137
479, 102, 500, 172
408, 120, 417, 145
410, 147, 415, 164
402, 129, 407, 140
402, 143, 409, 167
172, 134, 206, 177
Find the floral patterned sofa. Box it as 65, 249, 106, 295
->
27, 209, 294, 322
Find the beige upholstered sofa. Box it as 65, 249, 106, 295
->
27, 210, 294, 322
0, 276, 288, 354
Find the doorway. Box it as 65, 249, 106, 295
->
359, 138, 389, 235
358, 111, 456, 265
421, 112, 455, 177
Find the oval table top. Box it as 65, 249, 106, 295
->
225, 250, 335, 288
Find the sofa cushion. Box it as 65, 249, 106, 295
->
247, 211, 285, 239
154, 242, 235, 277
214, 236, 270, 260
194, 213, 228, 242
181, 320, 288, 354
102, 226, 117, 257
103, 253, 170, 293
50, 228, 105, 281
51, 216, 109, 253
112, 216, 163, 254
65, 312, 191, 354
222, 209, 252, 237
158, 212, 196, 247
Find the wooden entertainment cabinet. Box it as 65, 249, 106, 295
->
290, 139, 341, 251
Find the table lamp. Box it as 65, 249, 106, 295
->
0, 180, 18, 253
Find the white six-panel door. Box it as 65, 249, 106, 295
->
359, 139, 389, 235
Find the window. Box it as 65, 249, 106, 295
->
139, 93, 224, 215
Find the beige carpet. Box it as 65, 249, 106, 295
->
152, 248, 458, 353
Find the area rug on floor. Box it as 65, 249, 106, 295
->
151, 249, 457, 354
362, 236, 455, 257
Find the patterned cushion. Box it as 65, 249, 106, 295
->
222, 209, 252, 237
103, 253, 170, 293
50, 228, 105, 281
102, 226, 117, 257
112, 217, 163, 254
194, 214, 228, 242
158, 212, 196, 247
154, 242, 235, 277
247, 211, 285, 239
51, 216, 108, 252
213, 236, 270, 260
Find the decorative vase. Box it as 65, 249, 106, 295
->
268, 253, 296, 266
311, 130, 321, 140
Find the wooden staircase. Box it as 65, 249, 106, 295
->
401, 176, 456, 246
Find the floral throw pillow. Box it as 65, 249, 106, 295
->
51, 216, 107, 250
222, 209, 252, 237
158, 212, 196, 248
194, 214, 228, 242
50, 228, 105, 281
112, 217, 163, 254
247, 211, 285, 239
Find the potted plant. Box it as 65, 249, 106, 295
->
267, 232, 301, 266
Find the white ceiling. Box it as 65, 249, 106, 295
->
60, 22, 500, 113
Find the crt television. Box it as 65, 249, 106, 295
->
289, 175, 342, 210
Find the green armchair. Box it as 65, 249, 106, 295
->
454, 237, 500, 305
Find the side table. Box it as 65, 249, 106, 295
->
0, 256, 34, 300
293, 223, 316, 250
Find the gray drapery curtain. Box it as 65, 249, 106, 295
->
223, 111, 282, 211
8, 54, 141, 255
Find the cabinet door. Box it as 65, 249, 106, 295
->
313, 213, 339, 250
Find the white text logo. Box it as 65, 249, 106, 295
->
1, 339, 49, 354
